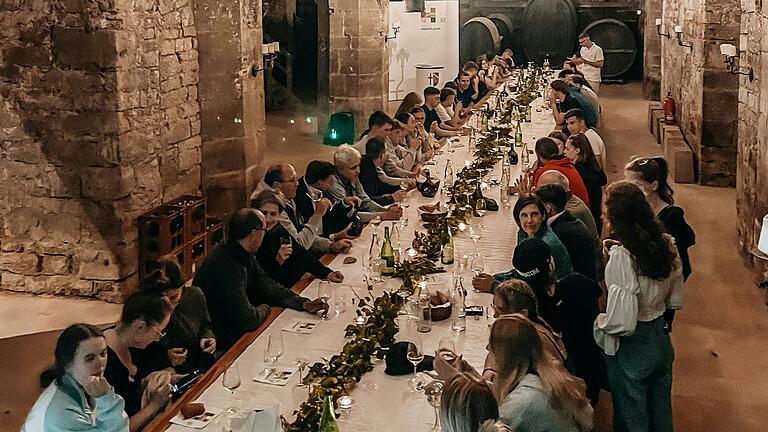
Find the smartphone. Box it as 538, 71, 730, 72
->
466, 305, 484, 316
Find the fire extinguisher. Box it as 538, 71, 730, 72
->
663, 92, 676, 125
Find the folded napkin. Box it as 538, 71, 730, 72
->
229, 405, 280, 432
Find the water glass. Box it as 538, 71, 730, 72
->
222, 364, 240, 394
318, 281, 331, 320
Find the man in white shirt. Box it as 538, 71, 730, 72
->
564, 109, 606, 170
570, 33, 604, 93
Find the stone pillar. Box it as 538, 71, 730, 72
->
643, 0, 662, 100
736, 1, 768, 278
0, 0, 201, 300
660, 0, 739, 186
194, 0, 266, 218
322, 0, 390, 136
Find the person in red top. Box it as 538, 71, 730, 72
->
531, 137, 590, 206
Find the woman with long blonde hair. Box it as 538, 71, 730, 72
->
440, 373, 508, 432
491, 316, 593, 432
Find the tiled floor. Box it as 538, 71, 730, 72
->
2, 83, 768, 431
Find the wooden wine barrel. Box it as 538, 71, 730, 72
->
460, 17, 501, 65
522, 0, 577, 67
488, 13, 515, 50
581, 18, 637, 78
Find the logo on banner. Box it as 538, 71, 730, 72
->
428, 72, 440, 86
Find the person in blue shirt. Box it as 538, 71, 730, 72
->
23, 323, 129, 432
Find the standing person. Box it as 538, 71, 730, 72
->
595, 181, 684, 432
139, 259, 216, 374
23, 324, 129, 432
625, 156, 695, 331
570, 33, 604, 93
102, 292, 174, 431
491, 317, 593, 432
563, 132, 607, 233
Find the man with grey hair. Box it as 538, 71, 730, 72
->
327, 144, 403, 223
536, 170, 598, 239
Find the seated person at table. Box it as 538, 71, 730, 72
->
485, 280, 567, 376
194, 209, 328, 350
437, 317, 593, 432
490, 239, 603, 406
423, 86, 461, 138
394, 91, 423, 118
394, 112, 430, 171
564, 108, 606, 170
410, 106, 445, 152
536, 184, 597, 281
139, 259, 216, 374
23, 324, 129, 432
536, 170, 598, 239
564, 75, 600, 127
530, 137, 590, 206
103, 292, 173, 430
463, 61, 489, 101
359, 138, 408, 206
516, 193, 573, 279
326, 144, 403, 223
440, 373, 508, 432
295, 160, 361, 239
435, 87, 467, 130
455, 70, 477, 112
355, 111, 415, 186
251, 163, 353, 255
253, 190, 344, 287
549, 79, 596, 130
500, 48, 515, 69
477, 53, 501, 88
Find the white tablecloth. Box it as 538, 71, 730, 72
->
167, 102, 555, 432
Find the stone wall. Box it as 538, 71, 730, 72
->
736, 0, 768, 278
0, 0, 201, 301
660, 0, 740, 186
322, 0, 390, 136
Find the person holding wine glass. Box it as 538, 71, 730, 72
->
252, 190, 344, 288
296, 160, 364, 239
358, 138, 409, 206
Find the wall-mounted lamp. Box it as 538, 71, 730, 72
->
720, 43, 754, 81
655, 19, 670, 37
385, 22, 401, 42
251, 42, 281, 76
758, 214, 768, 256
674, 26, 692, 49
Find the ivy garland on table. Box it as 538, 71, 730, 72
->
283, 69, 549, 430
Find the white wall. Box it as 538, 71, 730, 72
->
387, 1, 459, 101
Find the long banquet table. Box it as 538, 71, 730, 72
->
147, 97, 555, 432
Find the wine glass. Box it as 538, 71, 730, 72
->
475, 198, 487, 229
424, 380, 445, 431
470, 253, 485, 277
318, 281, 331, 320
222, 364, 240, 394
406, 338, 424, 391
307, 186, 323, 203
468, 224, 482, 250
399, 195, 410, 228
438, 337, 456, 354
332, 291, 347, 316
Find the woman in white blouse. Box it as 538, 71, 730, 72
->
594, 181, 683, 432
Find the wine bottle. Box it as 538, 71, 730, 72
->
380, 226, 395, 276
514, 120, 523, 148
318, 395, 340, 432
441, 219, 454, 265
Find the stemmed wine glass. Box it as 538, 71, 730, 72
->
424, 380, 445, 431
222, 364, 241, 394
406, 337, 425, 392
475, 198, 487, 229
318, 281, 331, 320
399, 179, 411, 228
307, 186, 323, 203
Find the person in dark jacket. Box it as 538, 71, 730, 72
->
193, 208, 328, 350
537, 183, 598, 281
252, 190, 344, 287
139, 258, 217, 374
359, 137, 406, 206
297, 160, 361, 238
625, 156, 695, 332
564, 132, 607, 233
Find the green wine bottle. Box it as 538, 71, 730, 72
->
441, 219, 454, 265
318, 395, 340, 432
380, 226, 395, 276
514, 120, 523, 148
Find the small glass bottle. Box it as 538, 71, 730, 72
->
451, 276, 467, 332
443, 159, 454, 192
500, 168, 511, 208
417, 276, 432, 333
441, 219, 454, 265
